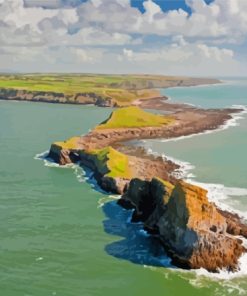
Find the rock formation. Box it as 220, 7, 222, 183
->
119, 179, 246, 272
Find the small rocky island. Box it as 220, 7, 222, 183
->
48, 104, 247, 272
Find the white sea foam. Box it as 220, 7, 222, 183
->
97, 195, 120, 208
186, 179, 247, 220
35, 257, 44, 261
162, 153, 195, 179
34, 150, 80, 169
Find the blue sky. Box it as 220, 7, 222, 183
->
1, 0, 247, 76
131, 0, 214, 13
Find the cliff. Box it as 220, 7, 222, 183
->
119, 179, 246, 272
0, 88, 115, 107
48, 139, 177, 194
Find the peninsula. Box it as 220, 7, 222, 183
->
48, 104, 247, 273
0, 74, 220, 107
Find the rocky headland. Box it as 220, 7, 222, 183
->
47, 104, 247, 272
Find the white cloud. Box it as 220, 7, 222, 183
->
118, 38, 239, 76
71, 47, 103, 63
0, 0, 247, 75
68, 0, 247, 42
143, 0, 162, 23
123, 48, 133, 59
197, 44, 234, 62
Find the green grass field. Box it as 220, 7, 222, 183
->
96, 106, 174, 129
89, 146, 132, 178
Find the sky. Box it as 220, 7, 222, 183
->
0, 0, 247, 76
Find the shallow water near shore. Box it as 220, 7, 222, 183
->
0, 78, 247, 296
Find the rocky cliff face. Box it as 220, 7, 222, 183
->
48, 138, 178, 194
0, 88, 115, 107
119, 179, 246, 272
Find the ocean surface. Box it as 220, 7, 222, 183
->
0, 78, 247, 296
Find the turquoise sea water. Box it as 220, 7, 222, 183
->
0, 79, 247, 296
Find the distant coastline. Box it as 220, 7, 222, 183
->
0, 74, 220, 107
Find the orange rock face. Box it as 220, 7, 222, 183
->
119, 179, 246, 272
156, 181, 245, 272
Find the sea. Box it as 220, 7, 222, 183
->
0, 78, 247, 296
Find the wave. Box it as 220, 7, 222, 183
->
148, 146, 247, 219
186, 179, 247, 220
159, 104, 247, 144
97, 195, 120, 208
34, 151, 112, 195
34, 151, 76, 168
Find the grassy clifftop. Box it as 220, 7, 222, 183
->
0, 74, 219, 106
54, 137, 80, 150
96, 106, 174, 129
87, 146, 132, 179
50, 106, 175, 179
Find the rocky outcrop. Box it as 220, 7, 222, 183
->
118, 178, 173, 225
48, 139, 178, 194
118, 179, 246, 272
218, 209, 247, 238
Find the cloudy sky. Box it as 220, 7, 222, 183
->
0, 0, 247, 76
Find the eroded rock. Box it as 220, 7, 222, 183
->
118, 179, 246, 272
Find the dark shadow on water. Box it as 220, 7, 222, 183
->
82, 166, 111, 195
103, 200, 174, 268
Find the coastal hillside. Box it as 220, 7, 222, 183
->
96, 106, 174, 129
0, 74, 220, 107
47, 105, 247, 272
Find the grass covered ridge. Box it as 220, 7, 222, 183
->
96, 106, 174, 129
54, 137, 80, 150
52, 137, 132, 178
88, 146, 132, 179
